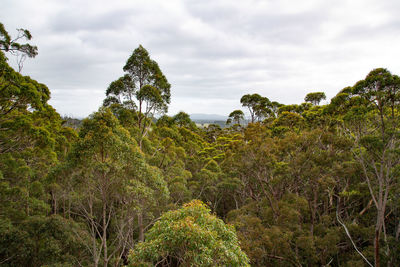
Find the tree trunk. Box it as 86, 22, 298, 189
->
375, 229, 380, 267
374, 208, 384, 267
138, 212, 144, 242
90, 200, 99, 267
103, 200, 108, 267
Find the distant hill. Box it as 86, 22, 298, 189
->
190, 113, 227, 121
189, 114, 228, 128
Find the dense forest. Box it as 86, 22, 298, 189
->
1, 23, 400, 267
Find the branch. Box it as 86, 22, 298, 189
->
0, 255, 15, 264
336, 198, 373, 267
355, 150, 378, 209
359, 198, 373, 216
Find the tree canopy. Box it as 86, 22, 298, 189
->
2, 22, 400, 267
129, 200, 249, 267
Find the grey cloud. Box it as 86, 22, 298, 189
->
184, 1, 334, 45
338, 21, 400, 42
49, 8, 136, 33
2, 0, 400, 117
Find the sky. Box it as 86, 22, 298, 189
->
2, 0, 400, 118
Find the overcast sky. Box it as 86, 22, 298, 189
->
2, 0, 400, 118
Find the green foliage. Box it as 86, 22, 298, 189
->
304, 92, 326, 105
0, 23, 37, 56
0, 22, 38, 72
104, 45, 171, 148
227, 109, 244, 125
0, 215, 90, 267
64, 108, 170, 264
272, 111, 304, 132
104, 74, 137, 110
129, 200, 249, 266
240, 93, 272, 122
122, 45, 171, 110
1, 22, 400, 267
173, 111, 196, 129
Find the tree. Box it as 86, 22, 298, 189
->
0, 51, 49, 120
65, 108, 169, 266
240, 94, 271, 123
352, 68, 400, 267
333, 68, 400, 266
0, 215, 91, 267
0, 22, 38, 71
0, 37, 73, 221
0, 24, 91, 266
105, 45, 171, 146
173, 111, 196, 129
304, 92, 326, 106
272, 111, 305, 133
149, 126, 193, 205
227, 110, 244, 126
129, 200, 249, 266
103, 74, 137, 110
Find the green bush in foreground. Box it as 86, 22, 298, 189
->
129, 200, 249, 267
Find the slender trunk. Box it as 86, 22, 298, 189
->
101, 167, 108, 267
93, 239, 98, 267
138, 212, 144, 242
138, 100, 143, 129
234, 196, 239, 210
93, 236, 99, 267
142, 115, 147, 137
359, 199, 373, 216
258, 177, 279, 219
103, 200, 108, 267
138, 100, 143, 149
90, 200, 99, 267
374, 207, 385, 267
309, 200, 315, 237
312, 188, 318, 237
375, 229, 380, 267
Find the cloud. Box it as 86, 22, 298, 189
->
49, 8, 135, 33
2, 0, 400, 117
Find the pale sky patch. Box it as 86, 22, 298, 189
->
1, 0, 400, 118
